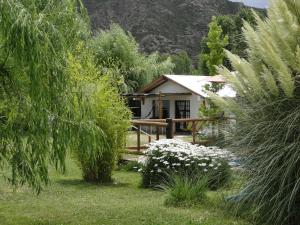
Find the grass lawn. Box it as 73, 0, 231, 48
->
0, 158, 250, 225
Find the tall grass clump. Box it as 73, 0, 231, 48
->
210, 0, 300, 224
163, 173, 208, 207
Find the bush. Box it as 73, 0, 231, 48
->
163, 173, 208, 207
67, 45, 131, 183
78, 76, 131, 182
140, 139, 233, 190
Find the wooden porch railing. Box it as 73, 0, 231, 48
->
126, 117, 235, 154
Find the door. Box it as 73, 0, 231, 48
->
175, 100, 190, 131
152, 100, 170, 119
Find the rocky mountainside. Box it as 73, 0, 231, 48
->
83, 0, 245, 57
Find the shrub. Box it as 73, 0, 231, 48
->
76, 76, 131, 183
67, 45, 131, 183
140, 139, 233, 190
163, 173, 208, 207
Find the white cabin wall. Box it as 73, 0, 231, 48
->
141, 97, 154, 119
190, 94, 204, 118
151, 81, 188, 94
141, 94, 203, 119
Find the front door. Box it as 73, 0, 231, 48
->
152, 100, 170, 119
175, 100, 190, 131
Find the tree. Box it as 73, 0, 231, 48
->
199, 17, 228, 75
91, 24, 174, 93
198, 8, 265, 72
0, 0, 91, 192
210, 0, 300, 224
0, 0, 129, 191
171, 51, 193, 75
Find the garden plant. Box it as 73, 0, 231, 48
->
210, 0, 300, 224
140, 139, 233, 190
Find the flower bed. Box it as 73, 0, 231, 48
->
139, 139, 234, 190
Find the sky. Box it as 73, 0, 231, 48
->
230, 0, 269, 8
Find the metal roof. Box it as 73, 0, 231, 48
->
140, 75, 236, 98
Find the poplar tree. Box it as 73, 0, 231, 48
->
200, 16, 228, 76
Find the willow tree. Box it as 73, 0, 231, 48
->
91, 24, 174, 93
210, 0, 300, 224
0, 0, 110, 192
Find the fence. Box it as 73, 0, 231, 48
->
126, 117, 235, 154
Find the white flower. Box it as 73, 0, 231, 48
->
138, 168, 143, 172
145, 139, 236, 169
157, 169, 162, 173
204, 169, 208, 172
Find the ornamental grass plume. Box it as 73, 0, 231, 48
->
209, 0, 300, 224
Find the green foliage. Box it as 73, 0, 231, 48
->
210, 1, 300, 224
171, 51, 193, 75
199, 83, 225, 117
0, 0, 95, 192
163, 173, 208, 207
198, 8, 264, 73
0, 0, 130, 191
91, 24, 174, 93
199, 17, 229, 75
67, 44, 131, 182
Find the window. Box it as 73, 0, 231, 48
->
175, 101, 190, 119
128, 98, 141, 118
175, 100, 190, 131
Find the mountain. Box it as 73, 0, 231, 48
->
83, 0, 245, 57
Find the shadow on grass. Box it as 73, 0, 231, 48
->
56, 179, 130, 189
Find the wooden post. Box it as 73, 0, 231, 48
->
156, 125, 160, 140
148, 135, 152, 143
159, 91, 163, 119
166, 118, 174, 139
137, 125, 141, 152
192, 121, 196, 144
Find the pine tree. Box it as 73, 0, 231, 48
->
210, 0, 300, 224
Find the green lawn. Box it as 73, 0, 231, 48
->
0, 159, 250, 225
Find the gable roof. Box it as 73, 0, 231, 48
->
140, 75, 236, 98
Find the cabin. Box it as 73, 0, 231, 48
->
124, 75, 235, 131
